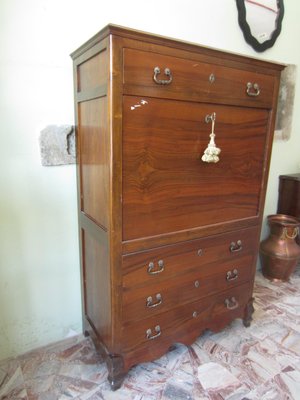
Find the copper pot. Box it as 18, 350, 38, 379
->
260, 214, 300, 282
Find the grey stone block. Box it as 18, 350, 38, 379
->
275, 64, 297, 141
39, 125, 76, 166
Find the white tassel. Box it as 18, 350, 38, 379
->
201, 113, 221, 163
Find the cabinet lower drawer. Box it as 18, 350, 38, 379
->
122, 226, 259, 288
122, 254, 253, 322
121, 281, 252, 353
123, 48, 275, 108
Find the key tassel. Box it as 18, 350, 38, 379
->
201, 112, 221, 163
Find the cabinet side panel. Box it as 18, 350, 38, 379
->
278, 178, 300, 218
77, 51, 108, 92
72, 38, 113, 351
82, 228, 111, 346
78, 97, 109, 229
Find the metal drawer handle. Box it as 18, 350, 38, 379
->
146, 325, 161, 340
147, 260, 164, 275
230, 240, 242, 253
246, 82, 260, 97
225, 297, 239, 310
146, 293, 162, 308
153, 66, 173, 85
226, 269, 238, 281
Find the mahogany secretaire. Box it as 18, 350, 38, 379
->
71, 25, 283, 389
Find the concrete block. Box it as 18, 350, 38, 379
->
275, 64, 297, 141
39, 125, 76, 166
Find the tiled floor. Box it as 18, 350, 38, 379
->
1, 269, 300, 400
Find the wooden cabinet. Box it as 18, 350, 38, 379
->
278, 174, 300, 218
277, 173, 300, 245
71, 25, 283, 390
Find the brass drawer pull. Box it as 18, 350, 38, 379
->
146, 325, 161, 340
147, 260, 164, 275
225, 297, 239, 310
226, 269, 238, 281
153, 66, 173, 85
146, 293, 162, 308
246, 82, 260, 97
230, 240, 242, 253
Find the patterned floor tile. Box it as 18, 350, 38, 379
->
0, 269, 299, 399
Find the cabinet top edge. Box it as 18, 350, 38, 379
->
70, 23, 285, 71
279, 173, 300, 181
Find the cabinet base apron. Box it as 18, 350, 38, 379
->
84, 296, 255, 390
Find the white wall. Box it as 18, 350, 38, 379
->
1, 0, 299, 360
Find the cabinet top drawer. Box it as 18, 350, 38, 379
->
123, 48, 275, 108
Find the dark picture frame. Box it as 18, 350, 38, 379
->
236, 0, 284, 52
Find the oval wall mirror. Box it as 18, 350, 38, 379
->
236, 0, 284, 52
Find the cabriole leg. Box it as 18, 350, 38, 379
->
243, 297, 255, 327
106, 354, 126, 391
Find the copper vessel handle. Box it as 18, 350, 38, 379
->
281, 227, 299, 240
